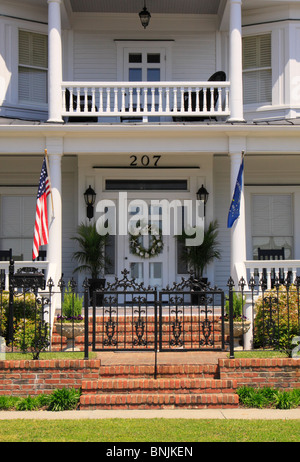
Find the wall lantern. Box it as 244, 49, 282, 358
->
139, 1, 151, 29
196, 184, 209, 215
84, 185, 96, 220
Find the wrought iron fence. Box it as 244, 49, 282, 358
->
1, 261, 299, 361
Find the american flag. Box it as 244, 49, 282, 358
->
32, 157, 51, 260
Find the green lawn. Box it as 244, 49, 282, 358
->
0, 418, 299, 442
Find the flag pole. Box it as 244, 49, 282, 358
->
44, 149, 54, 216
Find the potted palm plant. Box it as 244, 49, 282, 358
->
72, 222, 109, 304
177, 220, 221, 303
177, 220, 221, 281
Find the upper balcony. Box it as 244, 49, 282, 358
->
61, 78, 230, 123
4, 0, 300, 125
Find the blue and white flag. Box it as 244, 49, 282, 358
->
227, 155, 244, 228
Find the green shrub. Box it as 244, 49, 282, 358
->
237, 386, 300, 409
61, 283, 83, 319
13, 319, 50, 360
47, 387, 81, 411
254, 285, 300, 355
0, 388, 80, 411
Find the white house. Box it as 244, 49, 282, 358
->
1, 0, 300, 294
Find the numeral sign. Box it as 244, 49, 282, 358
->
130, 155, 161, 167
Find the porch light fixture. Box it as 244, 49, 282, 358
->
84, 185, 96, 220
139, 1, 151, 29
196, 184, 209, 216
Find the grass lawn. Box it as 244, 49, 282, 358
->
0, 418, 299, 442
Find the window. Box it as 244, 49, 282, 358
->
0, 195, 36, 260
18, 30, 48, 104
105, 180, 188, 191
252, 194, 293, 259
243, 34, 272, 104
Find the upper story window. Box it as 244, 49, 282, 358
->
18, 30, 48, 105
242, 34, 272, 105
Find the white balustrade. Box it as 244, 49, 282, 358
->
61, 81, 230, 120
245, 260, 300, 290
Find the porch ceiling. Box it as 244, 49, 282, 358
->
68, 0, 222, 14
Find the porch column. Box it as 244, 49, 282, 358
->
47, 0, 63, 123
46, 138, 63, 286
228, 0, 245, 123
229, 149, 247, 283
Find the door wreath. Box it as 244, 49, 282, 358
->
129, 225, 163, 258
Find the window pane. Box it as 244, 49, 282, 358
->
147, 68, 160, 82
129, 53, 142, 63
147, 53, 160, 63
129, 68, 142, 82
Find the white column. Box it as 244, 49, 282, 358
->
47, 0, 63, 123
228, 0, 245, 122
46, 138, 63, 286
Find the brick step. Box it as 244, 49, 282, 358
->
99, 364, 220, 378
79, 392, 239, 409
82, 378, 237, 394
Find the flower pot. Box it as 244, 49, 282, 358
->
55, 322, 85, 351
224, 320, 251, 349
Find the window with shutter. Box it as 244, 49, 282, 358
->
18, 30, 48, 104
252, 194, 293, 259
242, 34, 272, 105
0, 195, 36, 260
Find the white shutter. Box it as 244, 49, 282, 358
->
18, 30, 48, 104
252, 194, 292, 237
243, 34, 272, 104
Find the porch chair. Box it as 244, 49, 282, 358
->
0, 249, 12, 261
257, 247, 286, 286
65, 89, 98, 123
172, 71, 227, 122
36, 250, 47, 261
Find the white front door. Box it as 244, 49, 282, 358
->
123, 47, 166, 120
125, 201, 169, 290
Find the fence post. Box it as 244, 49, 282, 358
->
7, 260, 14, 344
83, 279, 89, 360
227, 277, 235, 358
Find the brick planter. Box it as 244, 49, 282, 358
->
219, 358, 300, 390
0, 359, 101, 396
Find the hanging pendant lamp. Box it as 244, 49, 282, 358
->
139, 1, 151, 29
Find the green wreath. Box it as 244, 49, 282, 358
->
129, 224, 163, 258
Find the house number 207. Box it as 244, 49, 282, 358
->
130, 155, 161, 167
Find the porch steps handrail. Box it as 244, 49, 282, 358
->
62, 80, 230, 118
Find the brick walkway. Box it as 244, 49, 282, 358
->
97, 350, 228, 365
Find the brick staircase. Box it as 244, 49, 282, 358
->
53, 314, 238, 409
79, 363, 239, 410
52, 314, 224, 351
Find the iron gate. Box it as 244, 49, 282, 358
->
91, 270, 225, 352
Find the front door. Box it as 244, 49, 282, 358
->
123, 47, 166, 120
125, 201, 169, 290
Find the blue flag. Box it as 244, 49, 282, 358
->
227, 156, 244, 228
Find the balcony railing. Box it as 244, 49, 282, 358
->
61, 81, 230, 121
